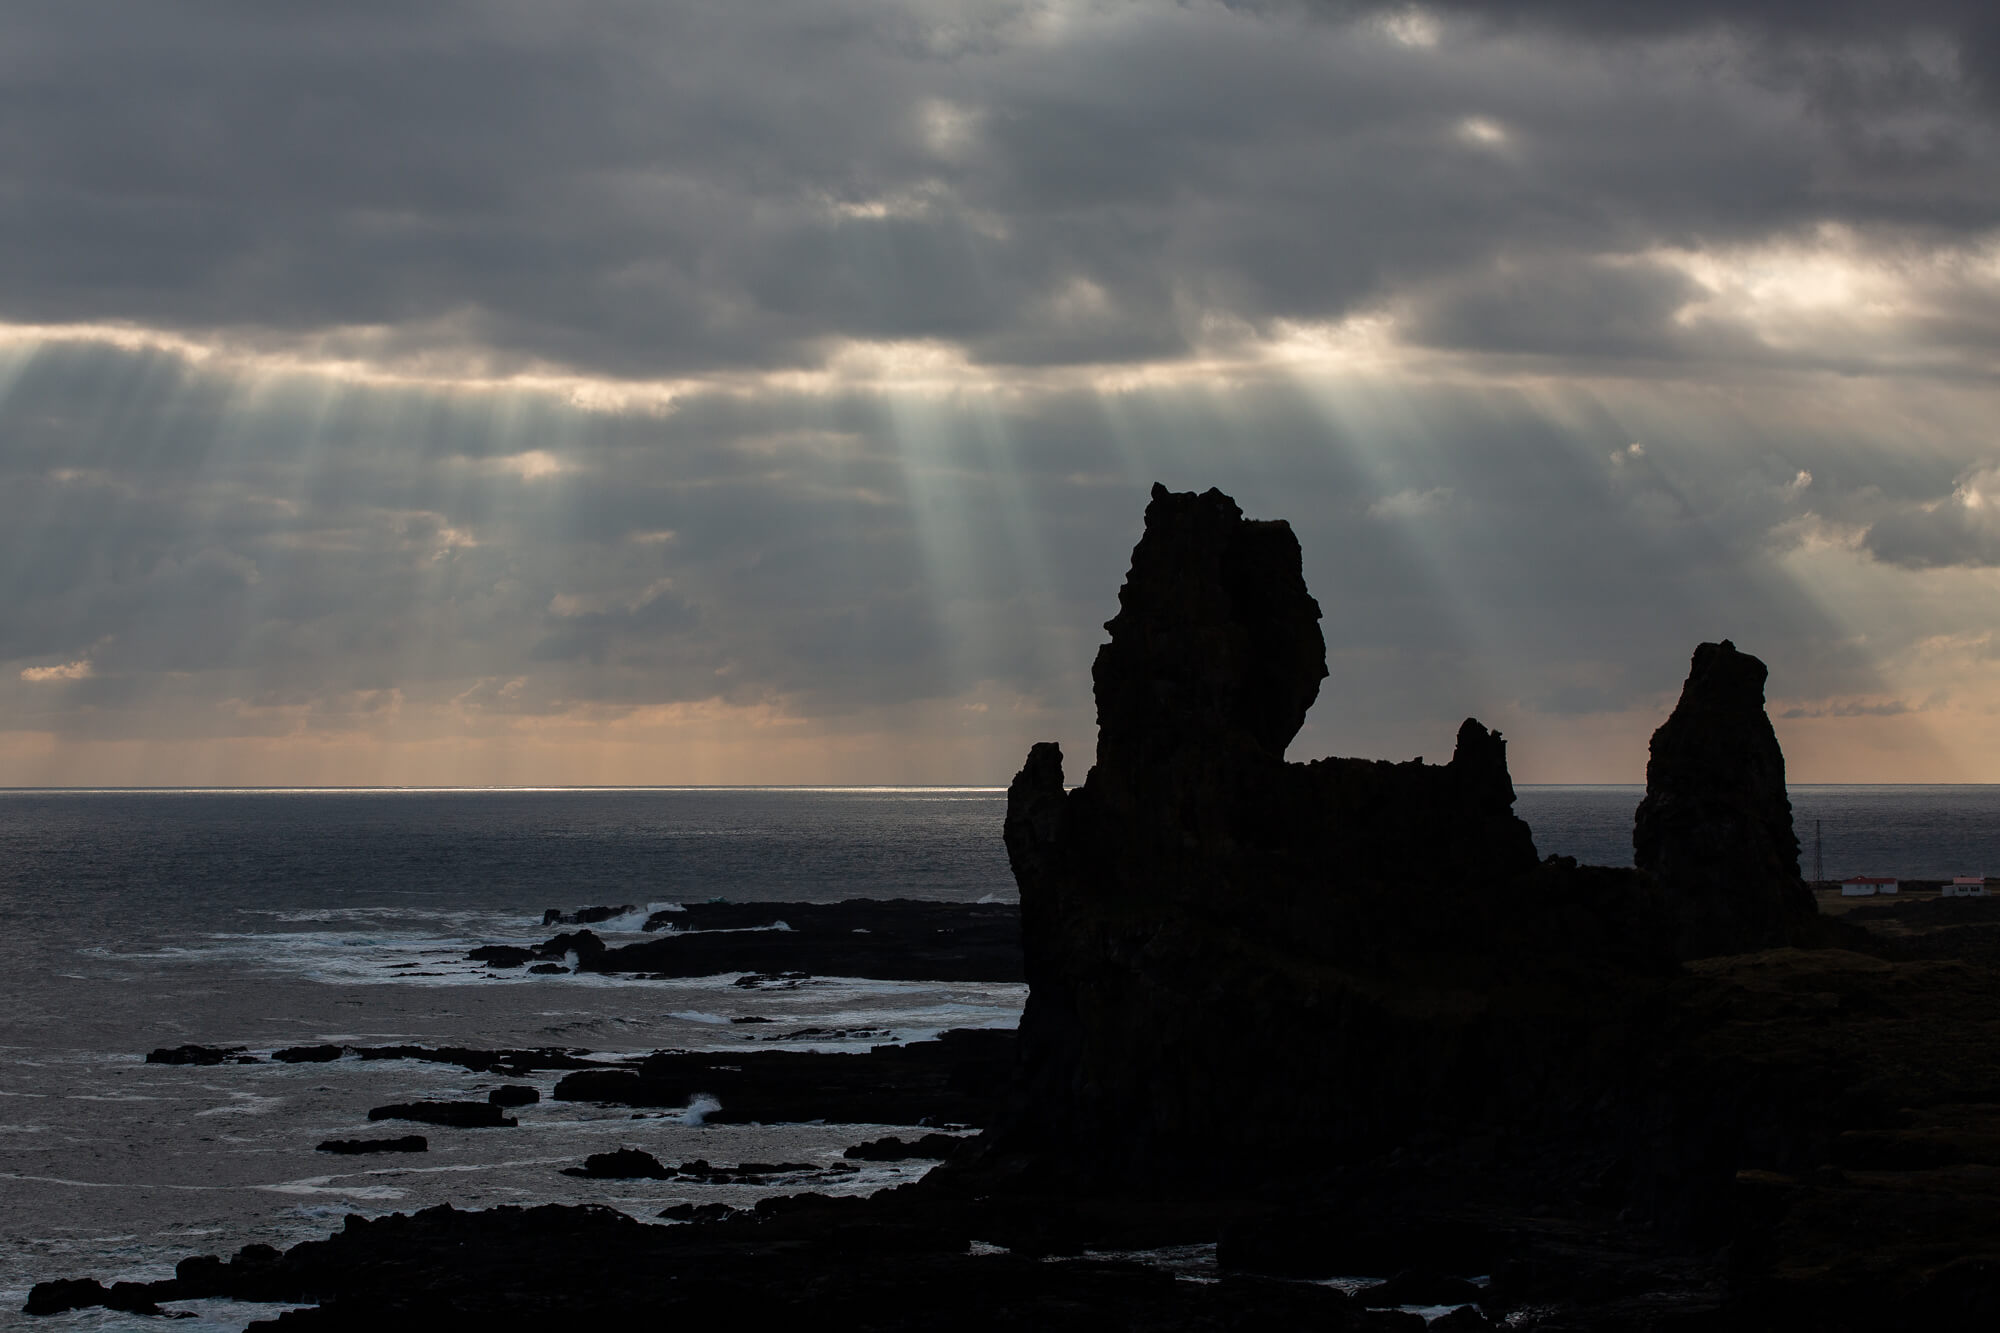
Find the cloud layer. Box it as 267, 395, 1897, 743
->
2, 2, 1999, 782
4, 1, 1996, 379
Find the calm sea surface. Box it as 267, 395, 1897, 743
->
1519, 784, 2000, 880
1, 784, 1993, 1327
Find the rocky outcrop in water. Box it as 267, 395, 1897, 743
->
317, 1136, 426, 1155
550, 1028, 1014, 1126
1634, 639, 1817, 958
473, 899, 1022, 982
367, 1101, 516, 1129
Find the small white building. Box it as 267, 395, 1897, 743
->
1842, 876, 1900, 897
1943, 877, 1990, 898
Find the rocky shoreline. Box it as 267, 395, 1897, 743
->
468, 897, 1023, 982
30, 485, 2000, 1329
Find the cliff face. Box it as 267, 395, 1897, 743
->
1634, 639, 1816, 958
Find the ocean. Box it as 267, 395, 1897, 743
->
2, 784, 1994, 1328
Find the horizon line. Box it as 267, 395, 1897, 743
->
2, 781, 1996, 794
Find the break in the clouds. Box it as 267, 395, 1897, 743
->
2, 1, 1999, 784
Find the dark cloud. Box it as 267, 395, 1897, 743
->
1403, 256, 1710, 360
0, 2, 1996, 380
1, 4, 1995, 776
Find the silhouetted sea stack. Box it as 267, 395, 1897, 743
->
988, 483, 1643, 1194
1634, 638, 1817, 957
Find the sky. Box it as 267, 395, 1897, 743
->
4, 0, 2000, 786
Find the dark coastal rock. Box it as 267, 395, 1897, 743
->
843, 1132, 968, 1162
174, 1254, 228, 1296
273, 1043, 345, 1062
330, 1043, 595, 1075
733, 971, 811, 988
35, 1201, 1385, 1327
1633, 639, 1817, 958
318, 1135, 427, 1155
367, 1101, 517, 1129
763, 1025, 889, 1042
468, 945, 534, 967
562, 1148, 672, 1178
1355, 1270, 1484, 1308
1218, 1210, 1499, 1280
487, 1084, 540, 1106
549, 1068, 649, 1102
146, 1043, 252, 1065
539, 929, 607, 964
24, 1278, 114, 1316
481, 899, 1022, 983
658, 1201, 738, 1223
543, 904, 636, 926
550, 1028, 1013, 1125
527, 962, 568, 974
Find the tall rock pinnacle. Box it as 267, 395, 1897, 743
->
1090, 483, 1327, 783
1633, 639, 1814, 957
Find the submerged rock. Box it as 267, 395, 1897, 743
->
543, 904, 637, 926
1633, 639, 1816, 958
145, 1043, 253, 1065
318, 1135, 427, 1155
562, 1147, 672, 1179
550, 1028, 1013, 1126
367, 1101, 517, 1129
843, 1132, 968, 1162
479, 900, 1022, 983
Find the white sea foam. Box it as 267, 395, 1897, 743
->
260, 1179, 407, 1201
193, 1091, 286, 1118
585, 902, 684, 933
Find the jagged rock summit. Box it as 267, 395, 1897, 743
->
994, 484, 1584, 1192
1089, 484, 1327, 783
1635, 638, 1816, 957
